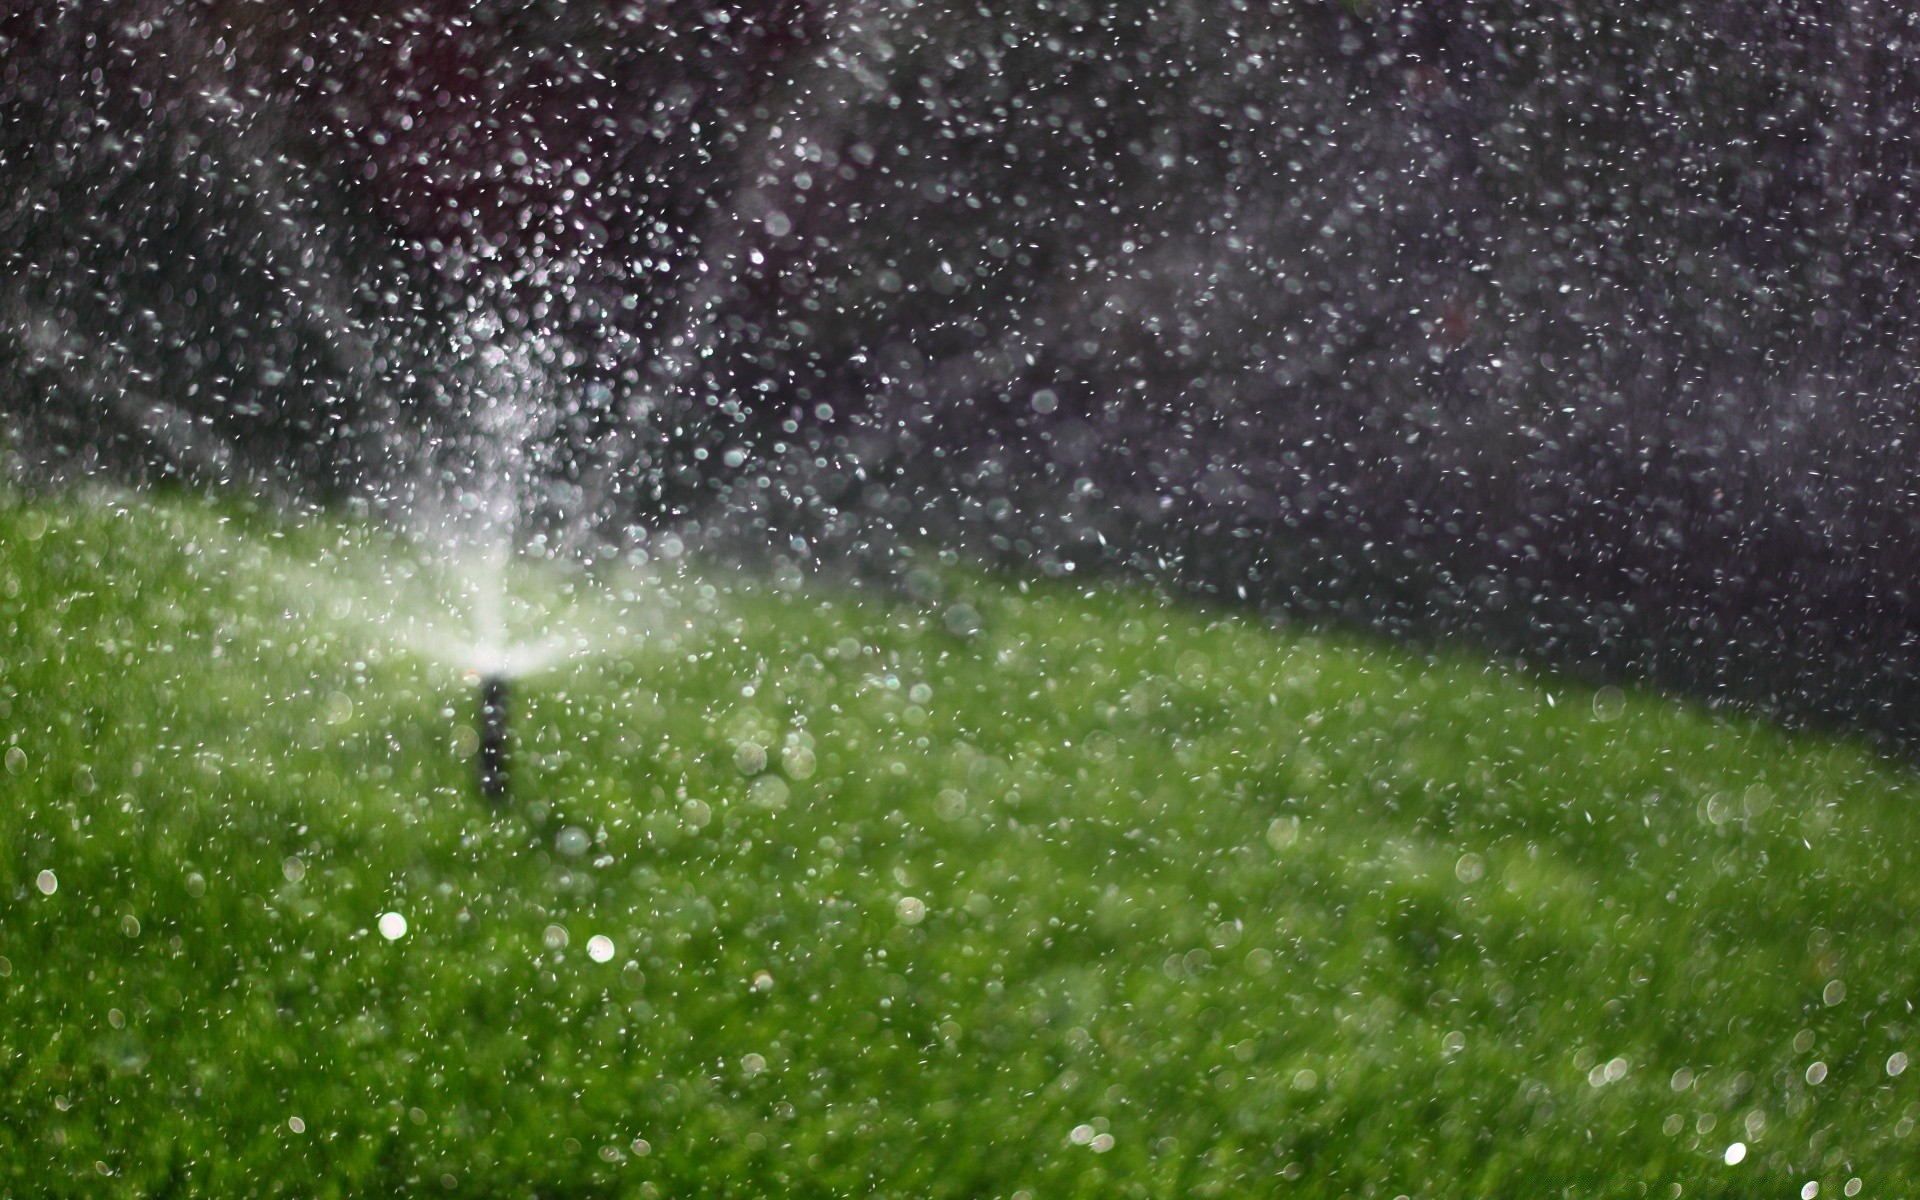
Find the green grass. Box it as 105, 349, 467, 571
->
3, 494, 1919, 1197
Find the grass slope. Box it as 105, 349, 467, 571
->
3, 496, 1919, 1198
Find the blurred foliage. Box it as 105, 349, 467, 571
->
5, 496, 1920, 1194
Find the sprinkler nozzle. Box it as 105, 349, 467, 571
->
478, 674, 510, 800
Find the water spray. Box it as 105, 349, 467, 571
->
477, 674, 511, 800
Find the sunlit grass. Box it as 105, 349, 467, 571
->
3, 494, 1918, 1197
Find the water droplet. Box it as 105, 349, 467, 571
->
1069, 1124, 1095, 1145
741, 1052, 767, 1076
781, 744, 817, 779
1823, 979, 1846, 1006
751, 774, 790, 810
555, 826, 591, 856
586, 935, 615, 963
543, 923, 569, 950
289, 1116, 306, 1134
1888, 1051, 1909, 1077
1724, 1142, 1747, 1166
5, 747, 26, 775
34, 870, 56, 896
943, 603, 981, 636
896, 896, 927, 925
734, 742, 767, 775
1454, 852, 1485, 883
1806, 1061, 1828, 1085
1267, 816, 1300, 850
378, 911, 408, 940
282, 857, 306, 883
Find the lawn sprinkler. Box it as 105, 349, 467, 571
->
478, 674, 511, 800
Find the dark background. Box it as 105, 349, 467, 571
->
4, 0, 1919, 748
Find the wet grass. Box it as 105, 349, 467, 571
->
3, 494, 1920, 1197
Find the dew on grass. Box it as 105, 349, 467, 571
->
282, 857, 306, 883
1889, 1052, 1909, 1077
586, 935, 616, 963
543, 924, 569, 950
896, 896, 927, 925
34, 870, 56, 896
378, 912, 408, 940
1724, 1142, 1747, 1165
4, 747, 25, 775
555, 826, 591, 856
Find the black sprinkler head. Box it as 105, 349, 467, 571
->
478, 674, 511, 800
